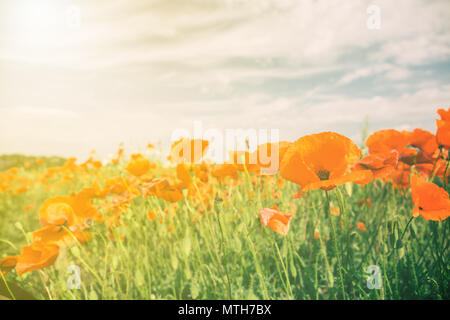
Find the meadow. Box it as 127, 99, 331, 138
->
0, 110, 449, 300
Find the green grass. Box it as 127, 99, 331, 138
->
0, 154, 66, 172
0, 158, 448, 300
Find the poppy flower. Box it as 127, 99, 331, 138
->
251, 141, 292, 175
411, 175, 450, 221
355, 150, 399, 180
436, 118, 450, 150
15, 243, 60, 276
212, 163, 239, 179
280, 132, 372, 192
330, 204, 340, 216
313, 228, 320, 239
357, 222, 367, 231
142, 179, 184, 202
387, 163, 411, 189
192, 162, 212, 183
168, 138, 209, 163
259, 206, 293, 236
366, 129, 408, 154
399, 149, 434, 166
13, 185, 29, 194
436, 108, 450, 149
438, 108, 450, 121
38, 198, 76, 227
103, 176, 128, 195
23, 204, 35, 212
415, 160, 447, 181
175, 163, 192, 189
32, 226, 91, 247
0, 256, 17, 276
112, 147, 124, 164
38, 191, 101, 229
126, 154, 151, 177
403, 128, 439, 157
147, 210, 156, 221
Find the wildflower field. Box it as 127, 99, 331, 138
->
0, 109, 449, 300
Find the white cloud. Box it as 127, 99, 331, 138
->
0, 0, 449, 158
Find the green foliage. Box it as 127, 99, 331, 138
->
0, 154, 66, 171
0, 157, 448, 300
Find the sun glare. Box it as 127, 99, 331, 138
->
6, 0, 66, 47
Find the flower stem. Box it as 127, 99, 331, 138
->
325, 190, 347, 299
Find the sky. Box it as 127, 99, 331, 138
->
1, 0, 450, 161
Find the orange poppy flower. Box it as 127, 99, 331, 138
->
168, 138, 209, 163
313, 228, 320, 239
15, 243, 60, 276
403, 128, 439, 157
436, 108, 450, 149
212, 163, 239, 179
357, 222, 367, 231
436, 118, 450, 149
330, 204, 340, 216
280, 132, 372, 191
112, 147, 124, 164
259, 206, 293, 236
251, 141, 292, 174
175, 163, 192, 189
103, 176, 128, 195
366, 129, 408, 154
387, 163, 411, 189
438, 108, 450, 121
411, 175, 450, 221
192, 162, 212, 183
355, 150, 399, 180
32, 225, 91, 247
38, 198, 76, 227
126, 153, 151, 177
0, 256, 18, 276
23, 204, 35, 212
38, 191, 101, 229
147, 210, 156, 221
399, 149, 434, 166
416, 159, 448, 181
142, 179, 184, 203
13, 185, 29, 194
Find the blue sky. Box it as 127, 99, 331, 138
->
1, 0, 450, 161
